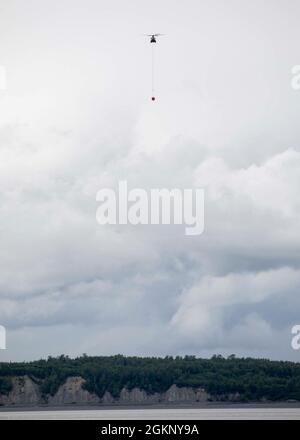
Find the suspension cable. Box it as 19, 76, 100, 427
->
152, 43, 155, 99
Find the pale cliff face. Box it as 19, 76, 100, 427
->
47, 377, 99, 405
0, 376, 41, 406
0, 376, 211, 407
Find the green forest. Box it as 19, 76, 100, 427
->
1, 355, 300, 402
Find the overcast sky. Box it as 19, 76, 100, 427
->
1, 0, 300, 361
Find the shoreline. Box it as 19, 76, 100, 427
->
1, 401, 300, 412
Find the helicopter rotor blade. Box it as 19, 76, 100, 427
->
141, 34, 166, 37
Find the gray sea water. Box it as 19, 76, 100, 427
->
1, 407, 300, 420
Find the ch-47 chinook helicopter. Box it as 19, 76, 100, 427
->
146, 33, 164, 43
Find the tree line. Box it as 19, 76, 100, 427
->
1, 354, 300, 402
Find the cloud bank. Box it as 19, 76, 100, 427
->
0, 0, 300, 361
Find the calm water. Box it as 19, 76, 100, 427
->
1, 408, 300, 420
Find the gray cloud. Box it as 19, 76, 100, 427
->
0, 0, 300, 361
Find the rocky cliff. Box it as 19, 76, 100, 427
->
0, 376, 41, 406
0, 376, 211, 407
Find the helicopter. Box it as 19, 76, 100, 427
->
145, 33, 165, 43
